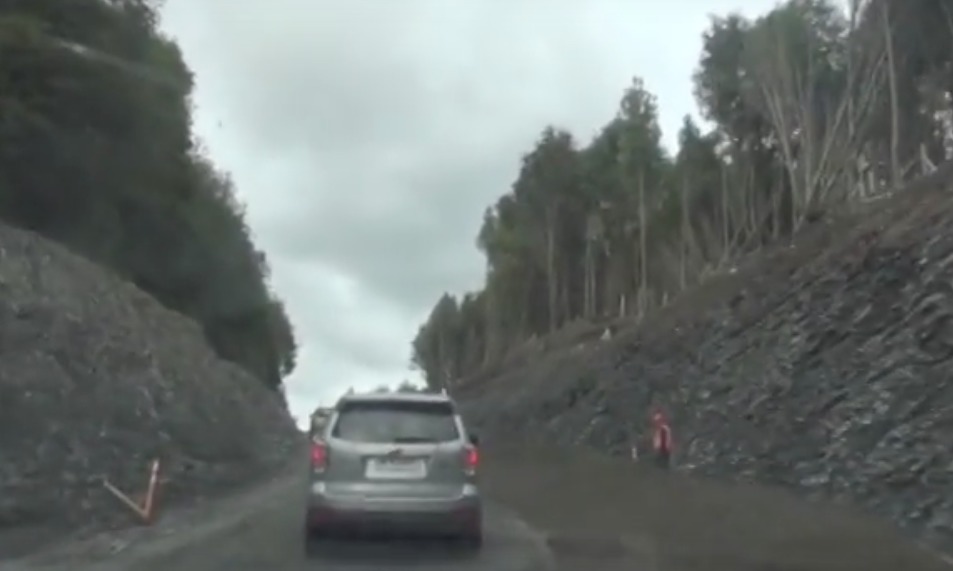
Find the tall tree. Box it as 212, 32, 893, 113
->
512, 126, 580, 331
0, 0, 297, 390
411, 0, 951, 389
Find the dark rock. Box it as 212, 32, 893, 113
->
460, 177, 953, 555
0, 223, 297, 545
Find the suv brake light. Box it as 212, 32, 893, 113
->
310, 441, 328, 472
463, 444, 479, 475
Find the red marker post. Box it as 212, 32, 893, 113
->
142, 459, 161, 523
103, 458, 163, 525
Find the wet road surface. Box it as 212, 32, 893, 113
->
10, 444, 953, 571
12, 465, 553, 571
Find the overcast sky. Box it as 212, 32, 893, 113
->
158, 0, 782, 426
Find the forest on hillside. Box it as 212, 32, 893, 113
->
0, 0, 297, 390
411, 0, 953, 390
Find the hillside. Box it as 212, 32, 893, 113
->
412, 0, 953, 553
0, 222, 298, 559
456, 161, 953, 554
0, 1, 296, 389
410, 0, 951, 396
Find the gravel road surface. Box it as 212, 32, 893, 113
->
8, 443, 952, 571
9, 459, 552, 571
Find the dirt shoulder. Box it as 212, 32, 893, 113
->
0, 221, 299, 548
6, 440, 307, 571
12, 445, 552, 571
10, 441, 947, 571
482, 443, 952, 571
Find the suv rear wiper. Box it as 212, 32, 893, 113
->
391, 436, 438, 443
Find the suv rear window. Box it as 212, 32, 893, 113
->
331, 400, 460, 443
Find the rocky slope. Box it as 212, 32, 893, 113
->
458, 162, 953, 553
0, 223, 298, 556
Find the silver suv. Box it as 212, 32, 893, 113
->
305, 390, 483, 551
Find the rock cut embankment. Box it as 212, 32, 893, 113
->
459, 163, 953, 552
0, 223, 298, 554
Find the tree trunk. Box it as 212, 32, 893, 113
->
882, 0, 901, 189
679, 175, 690, 291
559, 270, 571, 324
638, 169, 649, 316
720, 164, 732, 263
603, 242, 624, 319
583, 239, 594, 318
545, 210, 559, 332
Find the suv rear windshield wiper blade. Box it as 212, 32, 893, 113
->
391, 436, 439, 443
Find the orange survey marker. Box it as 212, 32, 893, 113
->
103, 458, 162, 524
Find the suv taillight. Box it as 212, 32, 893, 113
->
464, 444, 479, 475
310, 441, 328, 472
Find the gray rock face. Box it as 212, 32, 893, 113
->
459, 180, 953, 553
0, 224, 298, 541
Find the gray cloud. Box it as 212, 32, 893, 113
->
256, 147, 525, 309
160, 0, 783, 419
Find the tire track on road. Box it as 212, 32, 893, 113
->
15, 462, 553, 571
17, 442, 951, 571
480, 443, 953, 571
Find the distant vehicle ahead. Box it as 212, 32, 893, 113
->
309, 407, 332, 439
304, 391, 483, 552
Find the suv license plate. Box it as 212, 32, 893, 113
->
365, 458, 427, 480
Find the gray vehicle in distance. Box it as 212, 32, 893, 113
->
305, 390, 483, 552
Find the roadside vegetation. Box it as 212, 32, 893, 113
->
0, 0, 297, 391
411, 0, 952, 389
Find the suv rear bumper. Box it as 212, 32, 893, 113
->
306, 483, 482, 535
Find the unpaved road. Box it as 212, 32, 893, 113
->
10, 459, 552, 571
8, 444, 953, 571
483, 444, 953, 571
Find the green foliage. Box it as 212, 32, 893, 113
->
0, 0, 297, 389
411, 0, 952, 391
